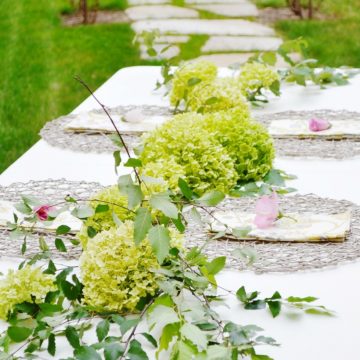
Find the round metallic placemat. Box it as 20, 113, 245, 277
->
255, 109, 360, 159
1, 180, 360, 274
40, 105, 173, 153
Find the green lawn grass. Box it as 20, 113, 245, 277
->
0, 0, 143, 174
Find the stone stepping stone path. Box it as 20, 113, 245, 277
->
192, 3, 259, 17
132, 19, 275, 36
125, 5, 198, 21
202, 36, 283, 52
127, 0, 283, 63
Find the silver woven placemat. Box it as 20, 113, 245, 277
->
1, 180, 360, 274
255, 109, 360, 159
0, 179, 103, 260
40, 105, 173, 153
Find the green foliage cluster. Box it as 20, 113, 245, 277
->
140, 107, 274, 195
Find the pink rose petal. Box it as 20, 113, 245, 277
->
254, 192, 279, 229
309, 118, 331, 132
34, 205, 53, 221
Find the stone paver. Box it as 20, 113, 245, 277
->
194, 53, 294, 68
193, 3, 259, 17
132, 19, 275, 36
195, 53, 255, 66
128, 0, 168, 4
202, 36, 283, 52
140, 43, 180, 60
186, 0, 249, 3
138, 35, 190, 44
126, 5, 198, 21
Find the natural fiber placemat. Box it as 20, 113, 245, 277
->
255, 109, 360, 159
40, 105, 173, 153
1, 180, 360, 274
0, 179, 103, 260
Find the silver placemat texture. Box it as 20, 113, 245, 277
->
40, 105, 173, 153
1, 180, 360, 274
255, 109, 360, 159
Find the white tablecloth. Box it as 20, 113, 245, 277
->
1, 66, 360, 359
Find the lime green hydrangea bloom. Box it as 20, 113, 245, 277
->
202, 108, 275, 182
238, 62, 279, 94
170, 60, 218, 108
0, 266, 56, 320
187, 77, 249, 113
140, 113, 238, 195
140, 108, 274, 194
80, 221, 183, 313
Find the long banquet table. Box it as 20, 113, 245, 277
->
1, 66, 360, 359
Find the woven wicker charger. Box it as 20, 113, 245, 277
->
40, 105, 173, 153
255, 109, 360, 159
1, 180, 360, 274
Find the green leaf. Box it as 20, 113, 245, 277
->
236, 286, 247, 303
87, 226, 97, 238
74, 346, 101, 360
104, 343, 124, 360
140, 333, 157, 348
206, 256, 226, 275
232, 247, 257, 265
109, 134, 124, 148
39, 303, 63, 315
264, 169, 285, 186
148, 225, 171, 263
205, 96, 219, 105
128, 339, 149, 360
189, 207, 202, 225
197, 191, 225, 207
48, 333, 56, 356
287, 296, 317, 303
7, 326, 32, 343
65, 326, 80, 349
261, 51, 277, 66
187, 77, 202, 86
56, 225, 70, 235
134, 207, 152, 246
55, 238, 67, 252
180, 323, 207, 351
120, 318, 139, 336
61, 280, 81, 300
95, 204, 109, 213
72, 205, 95, 219
96, 319, 110, 342
113, 150, 121, 174
39, 236, 49, 251
178, 178, 193, 200
267, 300, 281, 318
127, 185, 144, 210
124, 158, 142, 168
158, 322, 180, 352
207, 345, 232, 360
148, 305, 179, 331
150, 193, 178, 219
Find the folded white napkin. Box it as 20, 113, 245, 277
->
269, 119, 360, 139
211, 210, 351, 242
64, 111, 168, 134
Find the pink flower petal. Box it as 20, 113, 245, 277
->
34, 205, 52, 221
309, 118, 331, 132
254, 192, 279, 229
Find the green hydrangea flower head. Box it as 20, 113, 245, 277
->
140, 112, 238, 195
187, 77, 249, 113
80, 221, 183, 313
202, 108, 275, 182
140, 108, 274, 193
170, 60, 218, 108
0, 266, 56, 320
238, 62, 279, 94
